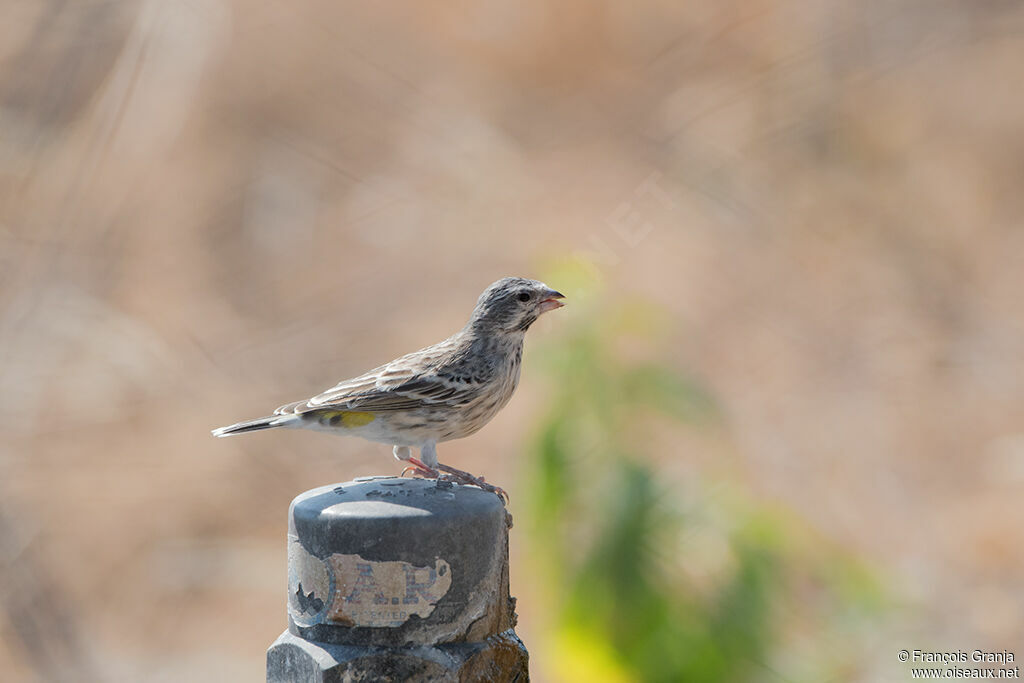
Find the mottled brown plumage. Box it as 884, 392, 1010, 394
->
212, 277, 565, 499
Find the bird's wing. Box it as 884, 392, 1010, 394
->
274, 338, 484, 415
313, 374, 483, 413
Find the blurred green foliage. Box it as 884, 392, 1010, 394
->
525, 269, 884, 683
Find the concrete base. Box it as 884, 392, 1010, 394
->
267, 628, 529, 682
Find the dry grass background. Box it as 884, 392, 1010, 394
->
1, 1, 1023, 680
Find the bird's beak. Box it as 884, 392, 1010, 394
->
539, 289, 565, 313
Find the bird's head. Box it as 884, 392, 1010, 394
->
468, 277, 565, 334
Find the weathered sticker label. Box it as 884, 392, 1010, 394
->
288, 537, 331, 626
327, 553, 452, 627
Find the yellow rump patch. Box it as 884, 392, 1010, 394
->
318, 411, 376, 428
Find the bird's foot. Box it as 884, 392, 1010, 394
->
401, 456, 440, 479
399, 458, 508, 504
437, 464, 508, 504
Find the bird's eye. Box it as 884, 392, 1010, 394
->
517, 291, 531, 302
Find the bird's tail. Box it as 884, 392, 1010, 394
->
212, 416, 281, 437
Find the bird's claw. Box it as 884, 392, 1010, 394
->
437, 464, 509, 504
399, 458, 507, 503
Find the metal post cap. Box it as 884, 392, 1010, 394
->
284, 476, 515, 648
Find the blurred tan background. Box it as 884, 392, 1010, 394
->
2, 1, 1023, 681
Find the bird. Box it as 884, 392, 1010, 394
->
212, 277, 565, 501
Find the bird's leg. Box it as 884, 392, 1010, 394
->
419, 442, 440, 469
403, 456, 440, 479
423, 443, 507, 502
395, 445, 437, 478
399, 444, 506, 503
403, 442, 442, 479
436, 463, 509, 504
